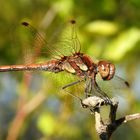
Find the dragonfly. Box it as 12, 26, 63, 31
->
0, 20, 129, 104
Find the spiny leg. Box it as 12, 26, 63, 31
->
85, 78, 93, 97
61, 86, 87, 108
94, 80, 112, 105
61, 80, 83, 103
62, 88, 82, 101
61, 79, 89, 108
62, 80, 83, 89
85, 78, 112, 104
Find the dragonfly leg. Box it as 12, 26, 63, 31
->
85, 78, 112, 104
62, 80, 88, 107
94, 81, 112, 105
61, 80, 83, 101
62, 80, 83, 89
85, 79, 93, 98
62, 88, 82, 101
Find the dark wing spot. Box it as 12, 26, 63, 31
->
21, 22, 29, 26
70, 19, 76, 24
125, 81, 130, 87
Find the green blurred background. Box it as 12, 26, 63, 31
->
0, 0, 140, 140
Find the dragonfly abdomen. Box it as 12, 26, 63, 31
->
0, 60, 63, 73
0, 64, 44, 72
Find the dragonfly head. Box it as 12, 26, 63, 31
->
97, 61, 115, 80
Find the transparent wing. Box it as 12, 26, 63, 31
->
21, 20, 81, 62
96, 74, 130, 97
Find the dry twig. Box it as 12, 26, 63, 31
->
81, 96, 140, 140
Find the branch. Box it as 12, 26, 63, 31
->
116, 113, 140, 126
81, 96, 140, 140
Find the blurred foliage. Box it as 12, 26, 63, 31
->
0, 0, 140, 140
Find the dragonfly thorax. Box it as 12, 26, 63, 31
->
60, 53, 98, 79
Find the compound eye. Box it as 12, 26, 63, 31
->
98, 61, 115, 80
